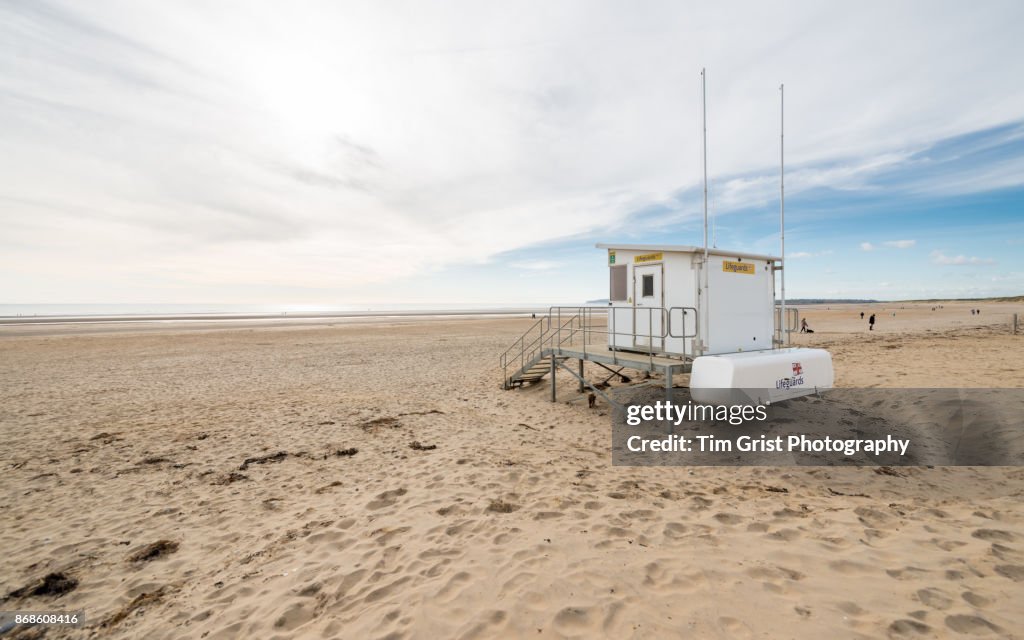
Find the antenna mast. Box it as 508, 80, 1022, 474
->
701, 68, 710, 355
779, 83, 786, 345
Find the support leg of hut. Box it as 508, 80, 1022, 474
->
550, 356, 556, 403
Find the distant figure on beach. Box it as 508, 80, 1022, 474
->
860, 312, 864, 319
868, 313, 876, 331
587, 392, 596, 409
800, 318, 809, 333
971, 309, 975, 315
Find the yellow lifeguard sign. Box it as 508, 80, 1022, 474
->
634, 252, 663, 263
722, 260, 755, 275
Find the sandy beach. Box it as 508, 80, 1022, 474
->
2, 302, 1023, 638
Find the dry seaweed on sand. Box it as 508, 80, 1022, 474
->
239, 451, 288, 470
487, 499, 519, 513
128, 540, 179, 564
359, 416, 402, 433
7, 572, 78, 599
212, 471, 249, 485
101, 588, 167, 628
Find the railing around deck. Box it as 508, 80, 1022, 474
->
774, 306, 800, 346
500, 305, 698, 387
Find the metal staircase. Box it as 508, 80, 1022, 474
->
500, 312, 582, 389
506, 354, 569, 388
500, 305, 796, 391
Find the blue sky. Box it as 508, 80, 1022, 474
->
371, 122, 1024, 303
1, 1, 1022, 305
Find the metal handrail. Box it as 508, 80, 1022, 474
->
773, 305, 800, 346
501, 305, 706, 387
499, 316, 546, 367
667, 306, 699, 339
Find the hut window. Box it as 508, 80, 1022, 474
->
609, 265, 627, 301
641, 274, 655, 297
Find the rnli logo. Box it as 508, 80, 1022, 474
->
777, 362, 806, 390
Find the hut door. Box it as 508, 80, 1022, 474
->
633, 264, 664, 351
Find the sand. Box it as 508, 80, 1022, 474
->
1, 302, 1023, 638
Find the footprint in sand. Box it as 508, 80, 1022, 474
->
887, 567, 931, 581
533, 511, 564, 520
916, 587, 953, 610
771, 507, 805, 520
944, 614, 1003, 635
993, 565, 1024, 581
989, 543, 1022, 562
459, 610, 509, 639
274, 602, 315, 631
971, 529, 1016, 542
366, 488, 407, 510
370, 526, 410, 545
553, 606, 596, 634
961, 591, 993, 608
854, 506, 898, 529
888, 619, 931, 636
690, 496, 713, 511
717, 617, 753, 639
928, 538, 967, 552
662, 522, 687, 539
433, 571, 473, 604
713, 513, 743, 525
828, 560, 875, 575
765, 528, 801, 542
836, 601, 866, 616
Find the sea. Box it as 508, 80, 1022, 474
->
0, 303, 571, 319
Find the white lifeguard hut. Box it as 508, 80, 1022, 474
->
499, 71, 833, 406
599, 244, 777, 357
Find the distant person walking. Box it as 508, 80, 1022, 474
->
860, 311, 864, 319
868, 313, 876, 331
800, 318, 808, 333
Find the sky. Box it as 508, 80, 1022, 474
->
1, 0, 1022, 306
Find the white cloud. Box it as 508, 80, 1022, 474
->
883, 239, 916, 249
858, 239, 916, 253
788, 250, 833, 259
509, 259, 562, 271
1, 1, 1022, 302
930, 250, 996, 266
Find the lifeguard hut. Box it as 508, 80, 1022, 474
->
498, 241, 833, 406
499, 71, 833, 407
600, 244, 776, 357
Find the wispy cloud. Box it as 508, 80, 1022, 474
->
858, 239, 915, 252
930, 250, 996, 266
0, 1, 1022, 303
509, 259, 563, 271
788, 250, 833, 259
883, 239, 916, 249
